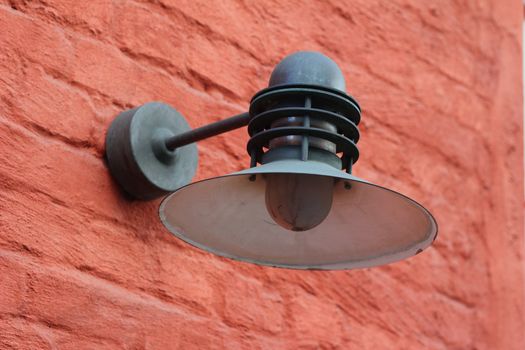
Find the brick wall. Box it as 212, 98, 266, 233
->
0, 0, 524, 349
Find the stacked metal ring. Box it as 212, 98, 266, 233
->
247, 84, 361, 173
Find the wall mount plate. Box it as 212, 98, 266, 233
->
105, 102, 198, 200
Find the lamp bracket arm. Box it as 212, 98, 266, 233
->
165, 112, 250, 151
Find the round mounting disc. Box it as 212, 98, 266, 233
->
159, 160, 437, 270
105, 102, 198, 200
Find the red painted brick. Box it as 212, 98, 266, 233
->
0, 251, 230, 348
220, 275, 285, 334
6, 0, 113, 37
0, 159, 233, 318
111, 2, 262, 102
0, 318, 52, 350
0, 0, 524, 349
0, 256, 28, 315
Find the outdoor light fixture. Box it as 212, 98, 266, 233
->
105, 51, 437, 269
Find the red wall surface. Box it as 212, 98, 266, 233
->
1, 0, 524, 349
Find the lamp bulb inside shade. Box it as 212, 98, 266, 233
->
264, 173, 334, 231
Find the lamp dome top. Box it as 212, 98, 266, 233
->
269, 51, 346, 92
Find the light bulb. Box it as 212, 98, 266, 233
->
264, 173, 334, 231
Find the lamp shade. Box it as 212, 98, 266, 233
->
159, 160, 437, 270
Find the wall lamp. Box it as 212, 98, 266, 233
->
105, 51, 437, 270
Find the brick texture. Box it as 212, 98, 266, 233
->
0, 0, 524, 349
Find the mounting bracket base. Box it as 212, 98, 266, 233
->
105, 102, 198, 200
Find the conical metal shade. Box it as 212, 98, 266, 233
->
159, 160, 437, 270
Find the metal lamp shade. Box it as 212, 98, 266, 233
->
159, 160, 437, 270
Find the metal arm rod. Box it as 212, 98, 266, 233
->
165, 112, 251, 150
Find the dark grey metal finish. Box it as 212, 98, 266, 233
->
103, 51, 438, 270
159, 159, 438, 270
137, 52, 351, 160
247, 84, 360, 172
105, 51, 360, 200
105, 102, 198, 200
245, 52, 360, 173
165, 112, 250, 151
261, 146, 342, 169
269, 51, 346, 92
